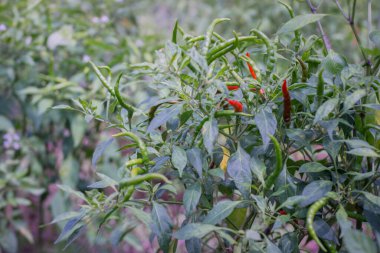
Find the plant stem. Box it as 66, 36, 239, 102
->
335, 0, 372, 73
305, 0, 332, 52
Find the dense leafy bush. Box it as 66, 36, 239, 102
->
54, 1, 380, 252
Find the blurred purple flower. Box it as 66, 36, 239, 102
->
0, 24, 7, 32
91, 17, 100, 24
135, 39, 144, 48
91, 16, 109, 24
100, 15, 109, 23
3, 132, 21, 150
82, 55, 91, 63
63, 128, 71, 137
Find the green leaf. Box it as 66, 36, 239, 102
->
227, 144, 252, 199
343, 89, 366, 111
173, 223, 222, 240
56, 184, 88, 203
171, 145, 187, 177
338, 139, 376, 150
128, 207, 152, 227
202, 117, 218, 156
186, 148, 203, 178
183, 182, 202, 214
346, 148, 380, 157
47, 211, 81, 226
0, 115, 14, 131
323, 50, 347, 75
151, 202, 172, 252
343, 229, 378, 253
63, 225, 86, 250
55, 212, 86, 244
356, 191, 380, 207
70, 115, 86, 147
92, 138, 114, 168
266, 239, 282, 253
0, 231, 17, 253
277, 14, 327, 34
299, 162, 329, 173
172, 20, 179, 43
300, 180, 332, 207
369, 30, 380, 48
279, 232, 299, 253
250, 156, 266, 186
347, 171, 375, 181
314, 98, 339, 124
255, 107, 277, 148
203, 200, 242, 225
336, 206, 352, 235
147, 104, 182, 133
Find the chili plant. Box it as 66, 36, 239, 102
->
54, 5, 380, 253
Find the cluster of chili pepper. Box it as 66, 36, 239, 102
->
226, 52, 264, 94
224, 52, 264, 112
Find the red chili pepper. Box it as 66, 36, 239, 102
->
282, 80, 291, 124
246, 52, 257, 80
278, 209, 287, 215
225, 99, 243, 112
227, 85, 239, 91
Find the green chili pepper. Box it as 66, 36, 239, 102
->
119, 173, 171, 189
316, 68, 325, 107
89, 61, 115, 96
207, 32, 238, 64
264, 135, 283, 192
250, 29, 275, 77
124, 158, 155, 168
123, 185, 135, 202
306, 196, 329, 252
206, 36, 257, 64
296, 56, 308, 82
114, 73, 138, 128
113, 132, 149, 162
202, 18, 230, 55
172, 20, 179, 43
215, 110, 253, 118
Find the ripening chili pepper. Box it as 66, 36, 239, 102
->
225, 99, 243, 112
227, 85, 240, 91
282, 80, 291, 124
278, 209, 287, 215
246, 52, 257, 80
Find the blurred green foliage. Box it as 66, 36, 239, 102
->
0, 0, 379, 252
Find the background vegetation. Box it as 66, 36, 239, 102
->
0, 0, 379, 252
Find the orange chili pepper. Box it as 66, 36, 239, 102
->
225, 98, 243, 112
246, 52, 257, 80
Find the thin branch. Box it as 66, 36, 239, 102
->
334, 0, 372, 72
334, 0, 349, 20
305, 0, 332, 51
368, 0, 372, 48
